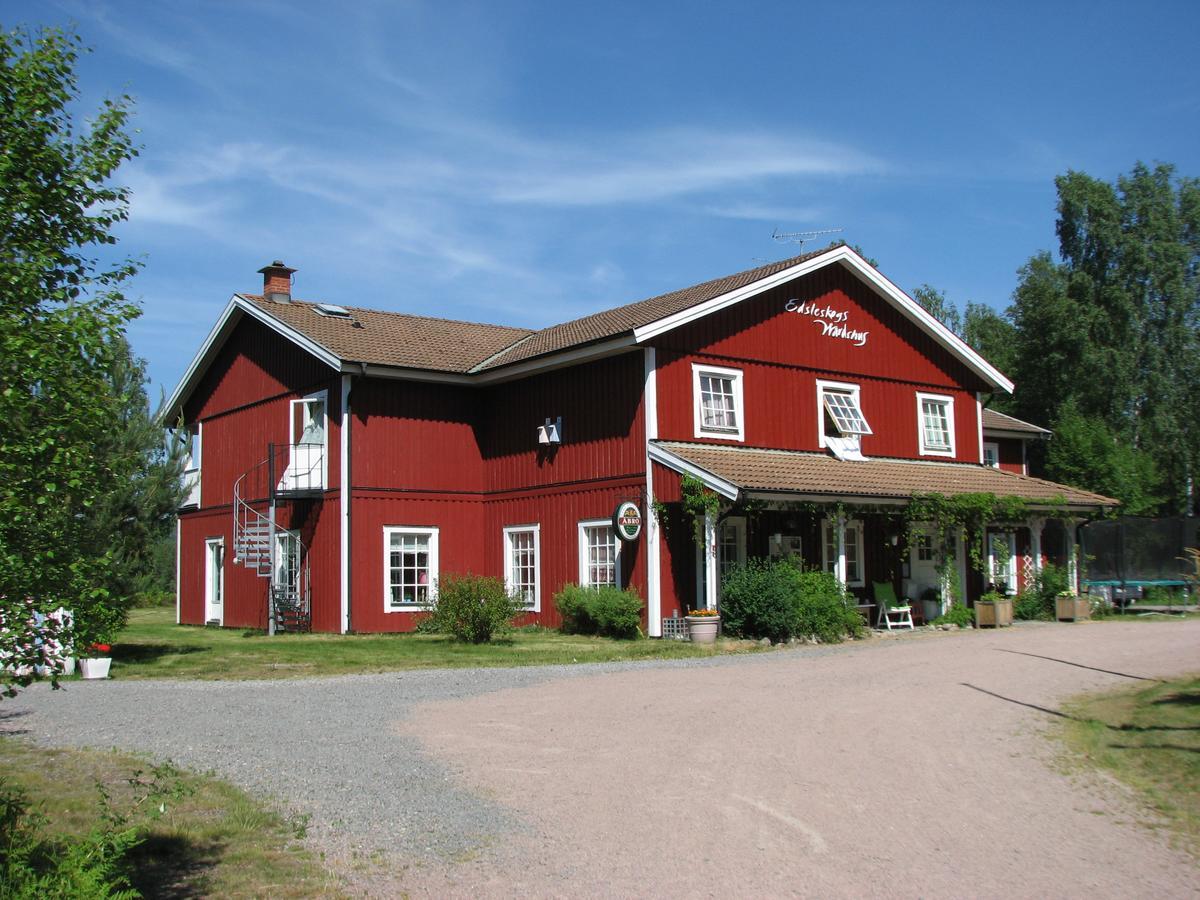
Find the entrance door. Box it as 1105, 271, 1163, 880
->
988, 531, 1017, 594
908, 529, 940, 599
204, 538, 224, 624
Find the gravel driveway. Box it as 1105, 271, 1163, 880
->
5, 620, 1199, 898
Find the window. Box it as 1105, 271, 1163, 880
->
384, 526, 439, 609
817, 381, 871, 449
822, 518, 865, 587
692, 364, 744, 441
579, 520, 620, 588
284, 390, 327, 491
917, 393, 955, 457
719, 517, 746, 579
983, 441, 1000, 468
916, 533, 935, 562
504, 525, 540, 611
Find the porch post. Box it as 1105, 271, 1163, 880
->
704, 510, 719, 611
834, 513, 848, 587
1029, 517, 1044, 575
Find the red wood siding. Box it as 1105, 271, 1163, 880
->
652, 264, 986, 462
995, 438, 1026, 474
478, 355, 646, 492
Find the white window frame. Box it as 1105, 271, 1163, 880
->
816, 379, 870, 450
692, 363, 745, 441
821, 518, 865, 587
983, 441, 1000, 469
204, 537, 224, 625
287, 389, 328, 490
504, 524, 541, 612
988, 531, 1018, 595
578, 519, 622, 589
917, 392, 956, 458
383, 526, 439, 611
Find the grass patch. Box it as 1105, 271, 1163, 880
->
1058, 673, 1200, 857
95, 607, 757, 681
0, 737, 340, 898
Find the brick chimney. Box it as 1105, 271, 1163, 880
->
257, 260, 296, 303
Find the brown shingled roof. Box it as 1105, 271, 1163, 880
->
654, 441, 1116, 509
242, 295, 534, 374
475, 246, 832, 370
982, 408, 1050, 435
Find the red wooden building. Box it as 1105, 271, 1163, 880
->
165, 245, 1115, 634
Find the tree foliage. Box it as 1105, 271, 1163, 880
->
0, 26, 147, 692
1009, 163, 1200, 514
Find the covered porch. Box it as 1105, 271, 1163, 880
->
648, 441, 1117, 631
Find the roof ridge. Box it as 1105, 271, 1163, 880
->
241, 294, 535, 334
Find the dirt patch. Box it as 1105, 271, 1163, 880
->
397, 621, 1200, 898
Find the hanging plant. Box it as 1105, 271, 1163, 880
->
680, 474, 722, 548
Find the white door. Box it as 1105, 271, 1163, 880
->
988, 532, 1017, 594
274, 531, 301, 603
205, 538, 224, 624
283, 394, 326, 491
907, 529, 940, 598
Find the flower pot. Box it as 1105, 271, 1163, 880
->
922, 598, 942, 622
685, 615, 720, 644
79, 657, 112, 680
1055, 595, 1092, 622
975, 598, 1013, 628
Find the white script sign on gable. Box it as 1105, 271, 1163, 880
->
784, 298, 869, 347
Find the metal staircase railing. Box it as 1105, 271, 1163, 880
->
231, 443, 319, 634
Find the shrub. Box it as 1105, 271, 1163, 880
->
721, 559, 860, 643
554, 585, 643, 639
932, 602, 974, 627
719, 558, 801, 643
421, 573, 526, 643
1014, 563, 1070, 620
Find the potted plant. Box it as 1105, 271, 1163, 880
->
1055, 591, 1091, 622
79, 643, 113, 680
684, 608, 721, 644
975, 590, 1013, 628
920, 587, 942, 623
74, 603, 125, 680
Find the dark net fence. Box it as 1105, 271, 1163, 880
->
1080, 517, 1199, 586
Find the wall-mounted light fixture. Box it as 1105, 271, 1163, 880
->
537, 416, 562, 445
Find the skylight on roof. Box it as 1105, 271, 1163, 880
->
314, 303, 351, 318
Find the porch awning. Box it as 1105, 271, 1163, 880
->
649, 440, 1118, 511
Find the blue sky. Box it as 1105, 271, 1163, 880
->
8, 0, 1200, 396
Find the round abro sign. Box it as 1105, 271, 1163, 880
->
612, 501, 643, 542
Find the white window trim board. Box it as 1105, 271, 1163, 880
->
916, 392, 956, 458
578, 519, 622, 589
643, 347, 662, 636
382, 525, 440, 612
503, 524, 541, 612
691, 362, 745, 442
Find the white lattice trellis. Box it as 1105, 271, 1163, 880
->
661, 617, 688, 641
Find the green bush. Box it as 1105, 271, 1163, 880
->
719, 558, 801, 643
932, 602, 974, 627
1014, 563, 1070, 620
720, 559, 860, 643
554, 585, 643, 639
421, 573, 526, 643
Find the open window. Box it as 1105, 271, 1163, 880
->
281, 391, 327, 491
817, 380, 871, 460
692, 364, 744, 441
917, 392, 955, 457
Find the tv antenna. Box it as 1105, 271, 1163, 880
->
771, 227, 844, 251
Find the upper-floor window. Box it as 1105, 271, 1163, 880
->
983, 441, 1000, 468
917, 393, 955, 457
817, 380, 871, 458
579, 520, 621, 588
181, 424, 201, 508
504, 524, 540, 611
384, 526, 439, 610
692, 364, 744, 441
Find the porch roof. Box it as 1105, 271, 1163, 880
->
650, 441, 1118, 511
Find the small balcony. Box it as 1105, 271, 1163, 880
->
274, 442, 326, 497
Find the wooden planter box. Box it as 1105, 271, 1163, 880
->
975, 598, 1013, 628
1055, 595, 1092, 622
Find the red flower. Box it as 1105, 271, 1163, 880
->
88, 643, 111, 654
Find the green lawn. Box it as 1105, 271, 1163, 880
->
0, 739, 341, 898
1058, 673, 1200, 858
97, 607, 756, 680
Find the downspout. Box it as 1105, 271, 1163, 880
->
340, 373, 352, 633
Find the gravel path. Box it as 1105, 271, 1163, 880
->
5, 620, 1199, 897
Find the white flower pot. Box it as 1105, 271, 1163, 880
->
685, 616, 720, 644
79, 657, 112, 680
